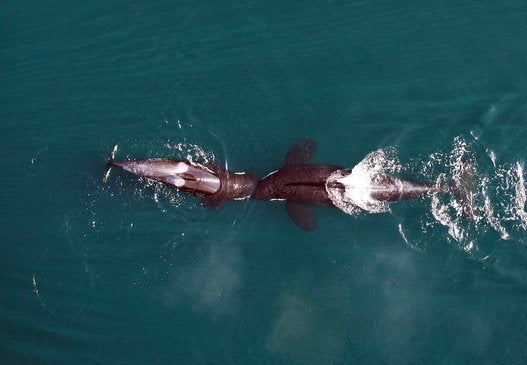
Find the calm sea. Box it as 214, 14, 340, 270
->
2, 1, 527, 363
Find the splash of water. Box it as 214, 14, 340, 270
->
428, 137, 527, 255
325, 148, 402, 215
326, 136, 527, 256
164, 141, 215, 165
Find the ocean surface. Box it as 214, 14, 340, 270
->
3, 1, 527, 363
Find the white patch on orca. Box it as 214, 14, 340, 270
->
166, 176, 186, 187
173, 161, 189, 173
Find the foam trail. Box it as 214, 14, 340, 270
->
423, 137, 527, 255
513, 162, 527, 229
326, 136, 527, 256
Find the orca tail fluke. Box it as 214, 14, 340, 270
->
103, 144, 119, 183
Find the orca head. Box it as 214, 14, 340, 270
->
108, 159, 221, 196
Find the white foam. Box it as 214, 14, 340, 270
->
323, 136, 527, 255
513, 162, 527, 229
165, 142, 214, 165
423, 137, 527, 255
326, 149, 400, 215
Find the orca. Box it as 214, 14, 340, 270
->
105, 158, 258, 207
105, 138, 451, 231
250, 138, 446, 230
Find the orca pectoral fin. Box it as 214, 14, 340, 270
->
285, 201, 317, 231
285, 137, 317, 165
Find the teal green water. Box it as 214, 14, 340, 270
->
3, 1, 527, 363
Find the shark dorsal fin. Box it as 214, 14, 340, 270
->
285, 201, 317, 231
285, 138, 317, 166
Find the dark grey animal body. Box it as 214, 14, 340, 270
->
105, 138, 447, 231
251, 164, 341, 206
251, 163, 342, 231
106, 158, 258, 205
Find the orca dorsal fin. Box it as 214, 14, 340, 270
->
285, 137, 317, 166
285, 201, 317, 231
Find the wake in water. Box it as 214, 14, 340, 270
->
428, 137, 527, 253
106, 128, 527, 255
325, 137, 527, 257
